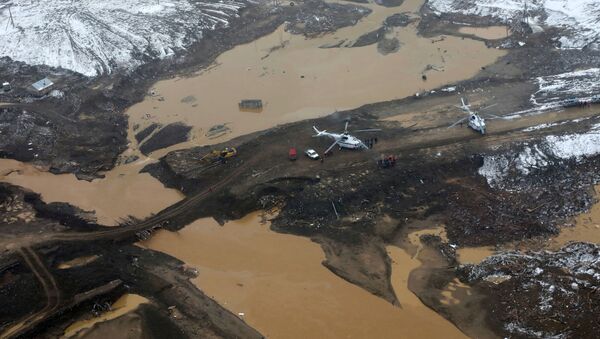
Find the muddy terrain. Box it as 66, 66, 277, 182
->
1, 0, 600, 337
0, 0, 368, 179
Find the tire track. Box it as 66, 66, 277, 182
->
1, 247, 60, 339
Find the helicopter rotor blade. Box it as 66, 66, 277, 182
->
448, 116, 468, 128
312, 129, 327, 137
483, 113, 501, 119
480, 103, 498, 111
352, 128, 382, 133
344, 121, 349, 133
325, 140, 339, 154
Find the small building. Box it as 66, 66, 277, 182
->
2, 82, 10, 92
31, 78, 53, 92
239, 99, 263, 110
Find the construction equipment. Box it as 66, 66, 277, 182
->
218, 147, 237, 159
184, 147, 237, 174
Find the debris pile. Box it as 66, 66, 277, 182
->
285, 0, 371, 37
460, 242, 600, 338
427, 0, 600, 50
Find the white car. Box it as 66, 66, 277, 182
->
305, 149, 320, 160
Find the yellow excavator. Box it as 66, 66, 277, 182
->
217, 147, 237, 159
199, 147, 237, 162
184, 147, 237, 175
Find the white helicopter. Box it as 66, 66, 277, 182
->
449, 98, 497, 135
313, 121, 381, 154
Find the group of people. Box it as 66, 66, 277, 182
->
364, 137, 378, 149
377, 155, 397, 168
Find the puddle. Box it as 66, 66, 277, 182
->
458, 26, 509, 40
142, 212, 465, 338
62, 294, 148, 338
127, 0, 505, 152
439, 278, 472, 306
0, 158, 183, 226
456, 246, 494, 265
550, 184, 600, 249
57, 255, 100, 269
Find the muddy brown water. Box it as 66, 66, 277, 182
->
455, 183, 600, 264
142, 212, 466, 338
456, 246, 494, 264
0, 0, 504, 226
62, 294, 148, 338
458, 26, 509, 40
549, 184, 600, 248
0, 159, 182, 226
126, 0, 505, 153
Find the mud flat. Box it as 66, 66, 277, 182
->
458, 26, 508, 40
127, 0, 505, 151
142, 212, 466, 338
0, 159, 182, 225
63, 294, 148, 338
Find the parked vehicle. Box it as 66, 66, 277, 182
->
289, 147, 297, 161
305, 148, 320, 160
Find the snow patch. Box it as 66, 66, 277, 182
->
479, 123, 600, 186
0, 0, 246, 76
428, 0, 600, 50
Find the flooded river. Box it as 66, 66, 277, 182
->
142, 212, 465, 338
0, 0, 504, 225
127, 0, 505, 152
0, 0, 509, 336
0, 158, 182, 226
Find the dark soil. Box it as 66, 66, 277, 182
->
134, 123, 161, 144
375, 0, 404, 8
384, 13, 416, 27
352, 27, 386, 47
285, 0, 372, 37
0, 183, 263, 338
459, 242, 600, 338
139, 123, 192, 155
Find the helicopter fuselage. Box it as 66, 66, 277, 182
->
467, 113, 486, 134
323, 132, 364, 149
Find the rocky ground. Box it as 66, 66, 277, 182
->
459, 242, 600, 338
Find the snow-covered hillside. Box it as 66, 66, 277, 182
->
428, 0, 600, 49
479, 123, 600, 187
0, 0, 245, 76
531, 68, 600, 107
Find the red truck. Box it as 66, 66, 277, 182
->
289, 147, 297, 161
